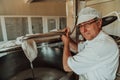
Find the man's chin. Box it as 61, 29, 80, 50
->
84, 37, 93, 40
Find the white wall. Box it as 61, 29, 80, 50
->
103, 18, 120, 37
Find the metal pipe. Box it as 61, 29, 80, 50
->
0, 42, 63, 53
23, 31, 66, 40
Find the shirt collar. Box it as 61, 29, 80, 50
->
85, 30, 105, 44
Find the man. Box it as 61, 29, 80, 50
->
61, 7, 119, 80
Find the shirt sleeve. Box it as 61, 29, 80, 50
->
68, 39, 119, 75
67, 41, 104, 75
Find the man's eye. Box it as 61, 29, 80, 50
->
87, 22, 92, 25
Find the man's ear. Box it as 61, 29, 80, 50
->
97, 19, 102, 28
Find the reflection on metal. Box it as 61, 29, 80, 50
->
0, 42, 63, 54
10, 68, 67, 80
0, 46, 22, 54
38, 42, 63, 48
59, 72, 73, 80
41, 45, 55, 58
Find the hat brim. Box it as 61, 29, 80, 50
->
77, 15, 99, 25
102, 16, 117, 27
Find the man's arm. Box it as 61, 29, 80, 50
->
69, 37, 78, 53
61, 27, 77, 72
61, 35, 72, 72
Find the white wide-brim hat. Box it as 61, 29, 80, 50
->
77, 7, 102, 25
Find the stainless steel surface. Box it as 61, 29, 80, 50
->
0, 43, 75, 80
0, 41, 63, 54
10, 68, 67, 80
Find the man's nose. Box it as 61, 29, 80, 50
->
82, 27, 87, 33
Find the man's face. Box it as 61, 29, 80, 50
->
78, 18, 102, 40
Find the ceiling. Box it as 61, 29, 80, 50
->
25, 0, 91, 4
31, 0, 66, 3
24, 0, 66, 4
24, 0, 113, 6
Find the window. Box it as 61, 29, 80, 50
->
0, 16, 67, 42
5, 17, 28, 40
59, 17, 66, 29
47, 18, 56, 32
31, 17, 43, 34
0, 19, 3, 41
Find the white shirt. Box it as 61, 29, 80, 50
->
68, 31, 119, 80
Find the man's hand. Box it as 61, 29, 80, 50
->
61, 27, 72, 72
61, 27, 70, 45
